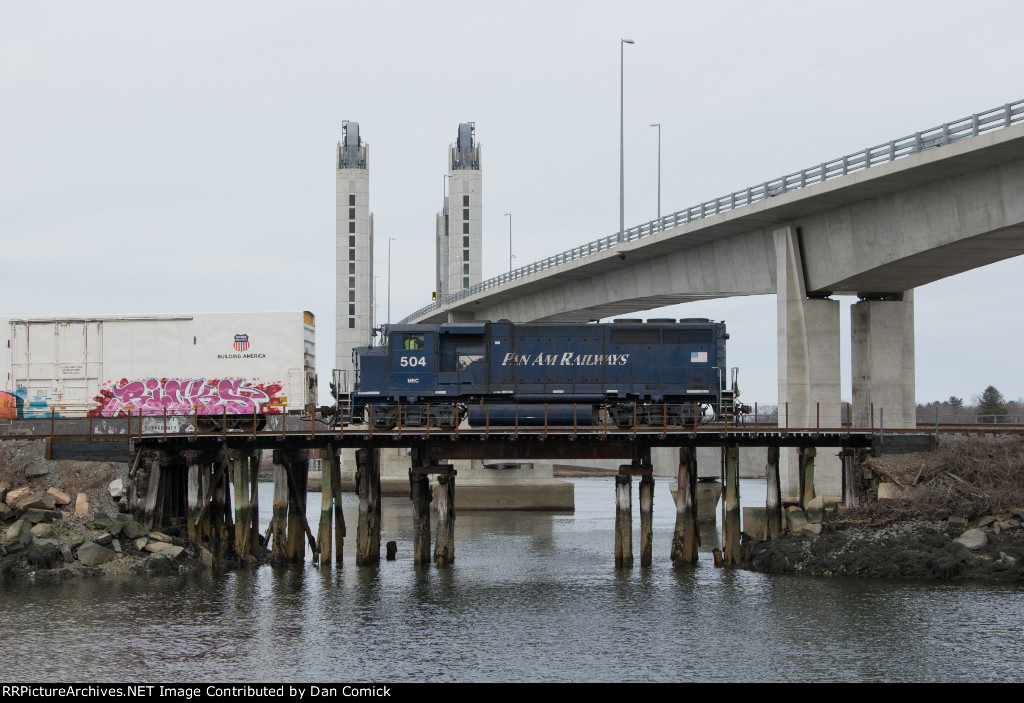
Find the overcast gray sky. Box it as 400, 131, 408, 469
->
3, 0, 1022, 406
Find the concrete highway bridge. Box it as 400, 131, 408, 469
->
403, 100, 1024, 495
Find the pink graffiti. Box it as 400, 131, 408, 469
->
92, 378, 284, 417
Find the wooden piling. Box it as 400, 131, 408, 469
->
355, 447, 381, 566
271, 459, 288, 563
409, 467, 432, 565
722, 445, 741, 565
142, 452, 164, 530
765, 445, 782, 540
671, 446, 699, 565
284, 452, 311, 563
842, 447, 858, 508
229, 449, 255, 557
614, 474, 633, 568
186, 461, 201, 544
434, 469, 456, 566
317, 446, 338, 566
211, 458, 234, 561
639, 472, 654, 568
330, 447, 345, 564
248, 450, 261, 556
799, 446, 816, 509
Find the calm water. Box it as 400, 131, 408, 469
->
2, 478, 1022, 683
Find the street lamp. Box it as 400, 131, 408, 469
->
387, 237, 395, 324
619, 38, 634, 244
373, 275, 380, 331
504, 213, 512, 273
650, 122, 661, 226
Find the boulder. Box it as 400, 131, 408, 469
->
805, 495, 825, 523
4, 519, 33, 550
95, 533, 113, 547
70, 534, 85, 548
877, 483, 904, 500
12, 491, 56, 512
115, 516, 148, 540
24, 509, 59, 524
74, 493, 89, 517
955, 529, 988, 550
90, 515, 115, 530
108, 479, 125, 499
134, 537, 149, 551
0, 481, 10, 502
785, 506, 807, 533
145, 541, 171, 553
5, 486, 32, 507
111, 539, 122, 554
0, 503, 11, 521
25, 464, 49, 479
149, 531, 174, 542
46, 487, 71, 505
801, 523, 822, 536
162, 544, 186, 559
30, 522, 56, 539
200, 547, 214, 568
77, 541, 116, 566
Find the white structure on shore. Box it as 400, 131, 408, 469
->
436, 123, 482, 297
335, 121, 373, 392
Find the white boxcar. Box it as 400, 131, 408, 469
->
0, 312, 316, 419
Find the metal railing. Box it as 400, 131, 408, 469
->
403, 99, 1024, 323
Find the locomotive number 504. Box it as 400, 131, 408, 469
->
400, 356, 427, 368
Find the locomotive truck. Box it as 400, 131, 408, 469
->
338, 318, 744, 430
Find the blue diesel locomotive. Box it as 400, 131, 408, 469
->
342, 319, 742, 430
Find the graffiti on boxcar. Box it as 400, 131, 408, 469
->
89, 378, 285, 417
0, 390, 20, 419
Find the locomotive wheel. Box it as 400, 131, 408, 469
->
371, 406, 398, 430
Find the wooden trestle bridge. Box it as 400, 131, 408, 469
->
4, 407, 1004, 569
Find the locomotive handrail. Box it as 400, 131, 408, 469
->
402, 98, 1024, 323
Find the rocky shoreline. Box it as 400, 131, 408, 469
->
0, 440, 268, 583
744, 513, 1024, 581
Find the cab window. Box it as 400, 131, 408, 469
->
402, 334, 424, 350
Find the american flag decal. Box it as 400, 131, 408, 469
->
234, 334, 250, 352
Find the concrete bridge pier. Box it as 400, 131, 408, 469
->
776, 225, 842, 501
851, 292, 916, 429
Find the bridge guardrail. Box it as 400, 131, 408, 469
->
403, 99, 1024, 322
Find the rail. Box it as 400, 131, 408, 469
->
403, 99, 1024, 322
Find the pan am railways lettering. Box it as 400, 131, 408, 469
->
501, 352, 630, 366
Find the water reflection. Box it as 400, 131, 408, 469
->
1, 477, 1021, 682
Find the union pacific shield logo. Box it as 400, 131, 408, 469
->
234, 334, 250, 352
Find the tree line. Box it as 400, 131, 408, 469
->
917, 386, 1023, 424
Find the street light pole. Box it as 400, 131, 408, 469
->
387, 237, 395, 324
619, 38, 634, 244
650, 122, 661, 226
504, 213, 512, 273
